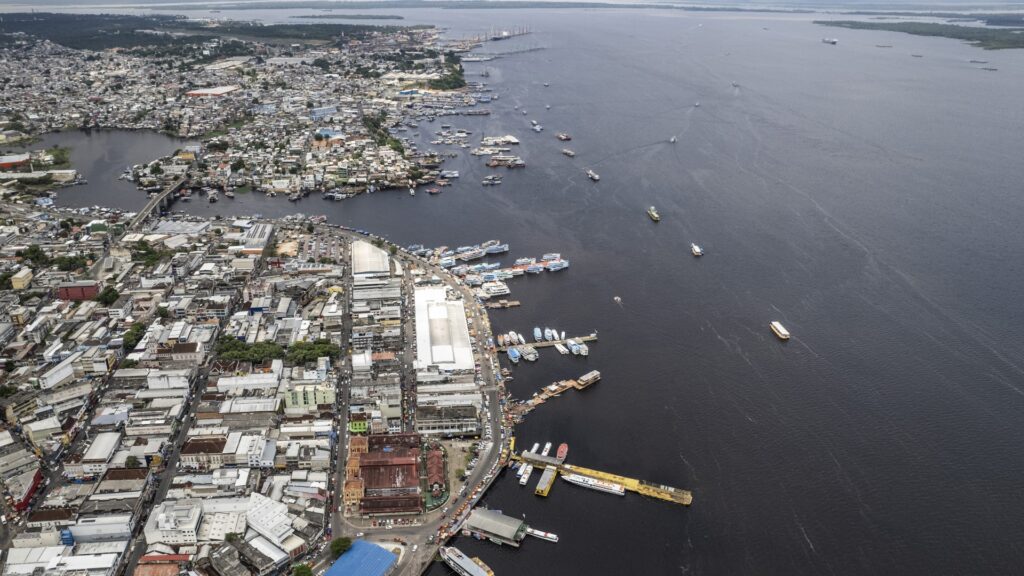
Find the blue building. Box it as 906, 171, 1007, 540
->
325, 541, 398, 576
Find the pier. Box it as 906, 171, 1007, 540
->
512, 370, 601, 416
515, 452, 693, 506
497, 332, 597, 352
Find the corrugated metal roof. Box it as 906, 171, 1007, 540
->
466, 508, 526, 540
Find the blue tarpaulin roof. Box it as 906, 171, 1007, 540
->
324, 541, 398, 576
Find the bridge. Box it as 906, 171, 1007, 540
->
127, 176, 188, 231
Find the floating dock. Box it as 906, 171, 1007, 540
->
534, 466, 558, 497
510, 371, 600, 416
515, 452, 693, 506
498, 333, 597, 352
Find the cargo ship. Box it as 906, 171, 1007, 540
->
440, 546, 494, 576
561, 473, 626, 496
556, 443, 569, 460
647, 206, 660, 222
770, 321, 790, 340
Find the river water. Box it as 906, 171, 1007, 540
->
31, 6, 1024, 575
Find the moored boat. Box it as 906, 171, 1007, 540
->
440, 546, 494, 576
561, 473, 626, 496
556, 443, 569, 460
770, 321, 790, 340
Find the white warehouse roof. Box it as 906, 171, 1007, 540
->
414, 286, 474, 371
350, 240, 390, 276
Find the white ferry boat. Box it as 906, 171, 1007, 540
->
519, 464, 535, 485
561, 473, 626, 496
440, 546, 494, 576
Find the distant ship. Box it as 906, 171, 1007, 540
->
669, 136, 677, 143
556, 133, 572, 141
562, 149, 575, 157
691, 243, 703, 257
440, 546, 495, 576
587, 169, 600, 181
647, 206, 660, 222
224, 190, 235, 199
770, 321, 790, 340
822, 37, 838, 45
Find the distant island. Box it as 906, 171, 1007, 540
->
291, 14, 405, 20
816, 20, 1024, 50
158, 0, 810, 14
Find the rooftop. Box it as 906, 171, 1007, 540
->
324, 540, 397, 576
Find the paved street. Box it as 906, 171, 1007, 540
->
317, 227, 508, 576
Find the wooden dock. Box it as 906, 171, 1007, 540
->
497, 332, 597, 352
522, 371, 600, 412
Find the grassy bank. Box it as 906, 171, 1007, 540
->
815, 20, 1024, 50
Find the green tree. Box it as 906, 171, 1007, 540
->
293, 565, 313, 576
330, 537, 352, 558
15, 244, 49, 266
125, 455, 141, 468
122, 323, 147, 351
226, 532, 240, 543
95, 286, 120, 306
287, 339, 341, 364
306, 223, 315, 233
